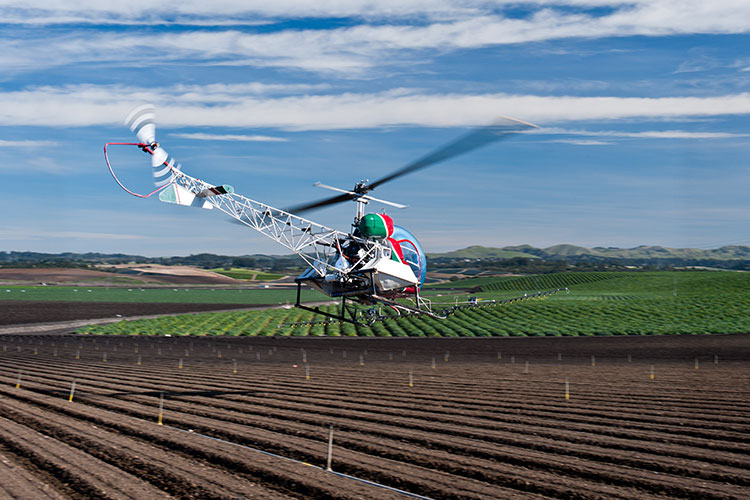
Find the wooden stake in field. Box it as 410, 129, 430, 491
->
359, 354, 365, 366
302, 349, 307, 363
388, 352, 393, 361
305, 364, 310, 380
157, 391, 164, 425
510, 355, 515, 364
497, 351, 502, 360
524, 361, 529, 374
217, 350, 222, 359
591, 355, 596, 367
75, 349, 80, 360
137, 355, 142, 366
714, 354, 719, 365
564, 377, 570, 400
232, 359, 237, 375
326, 425, 334, 471
408, 369, 414, 388
694, 357, 700, 370
102, 352, 107, 363
650, 364, 655, 380
68, 379, 76, 402
178, 358, 183, 369
557, 352, 562, 361
628, 354, 632, 363
53, 347, 58, 357
444, 351, 450, 362
431, 357, 436, 369
15, 370, 22, 389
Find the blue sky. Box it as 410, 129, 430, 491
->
1, 1, 750, 256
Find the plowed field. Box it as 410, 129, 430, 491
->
0, 334, 747, 499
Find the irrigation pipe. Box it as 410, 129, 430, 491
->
166, 425, 436, 500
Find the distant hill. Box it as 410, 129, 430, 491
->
427, 244, 750, 266
5, 244, 750, 272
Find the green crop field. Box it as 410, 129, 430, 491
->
209, 268, 286, 281
76, 271, 750, 337
0, 285, 325, 305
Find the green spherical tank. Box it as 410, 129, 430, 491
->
358, 213, 394, 239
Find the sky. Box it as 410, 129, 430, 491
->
1, 0, 750, 256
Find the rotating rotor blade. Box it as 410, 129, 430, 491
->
125, 104, 157, 145
366, 116, 537, 191
287, 116, 537, 214
125, 104, 182, 187
314, 182, 407, 209
285, 192, 355, 214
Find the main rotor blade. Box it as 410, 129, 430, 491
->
366, 117, 536, 191
285, 192, 355, 214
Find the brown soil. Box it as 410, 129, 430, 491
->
0, 267, 239, 285
0, 334, 746, 499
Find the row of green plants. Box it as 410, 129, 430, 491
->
77, 271, 750, 337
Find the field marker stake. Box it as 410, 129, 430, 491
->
649, 365, 655, 380
714, 354, 719, 365
68, 379, 76, 402
137, 355, 142, 366
33, 347, 37, 355
388, 352, 393, 361
178, 358, 183, 369
157, 391, 164, 425
326, 425, 335, 471
497, 351, 501, 360
359, 354, 365, 366
302, 349, 307, 363
408, 369, 414, 388
185, 349, 189, 357
218, 350, 222, 359
591, 355, 596, 367
53, 348, 57, 357
510, 355, 515, 364
557, 352, 562, 361
15, 370, 22, 389
402, 350, 406, 357
157, 348, 162, 355
305, 364, 310, 380
564, 377, 570, 400
431, 357, 436, 369
444, 351, 450, 362
627, 354, 632, 363
256, 352, 261, 360
342, 351, 347, 359
102, 352, 107, 363
232, 359, 237, 374
524, 361, 529, 374
694, 358, 700, 370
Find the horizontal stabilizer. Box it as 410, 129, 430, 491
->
198, 184, 234, 198
159, 183, 214, 210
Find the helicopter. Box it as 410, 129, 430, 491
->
105, 105, 536, 325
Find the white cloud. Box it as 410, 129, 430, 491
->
0, 139, 59, 147
2, 3, 750, 75
550, 139, 613, 145
1, 85, 750, 130
171, 133, 288, 142
540, 128, 750, 139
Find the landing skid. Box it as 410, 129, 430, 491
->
288, 281, 442, 327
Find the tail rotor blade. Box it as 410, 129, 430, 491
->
125, 104, 157, 145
